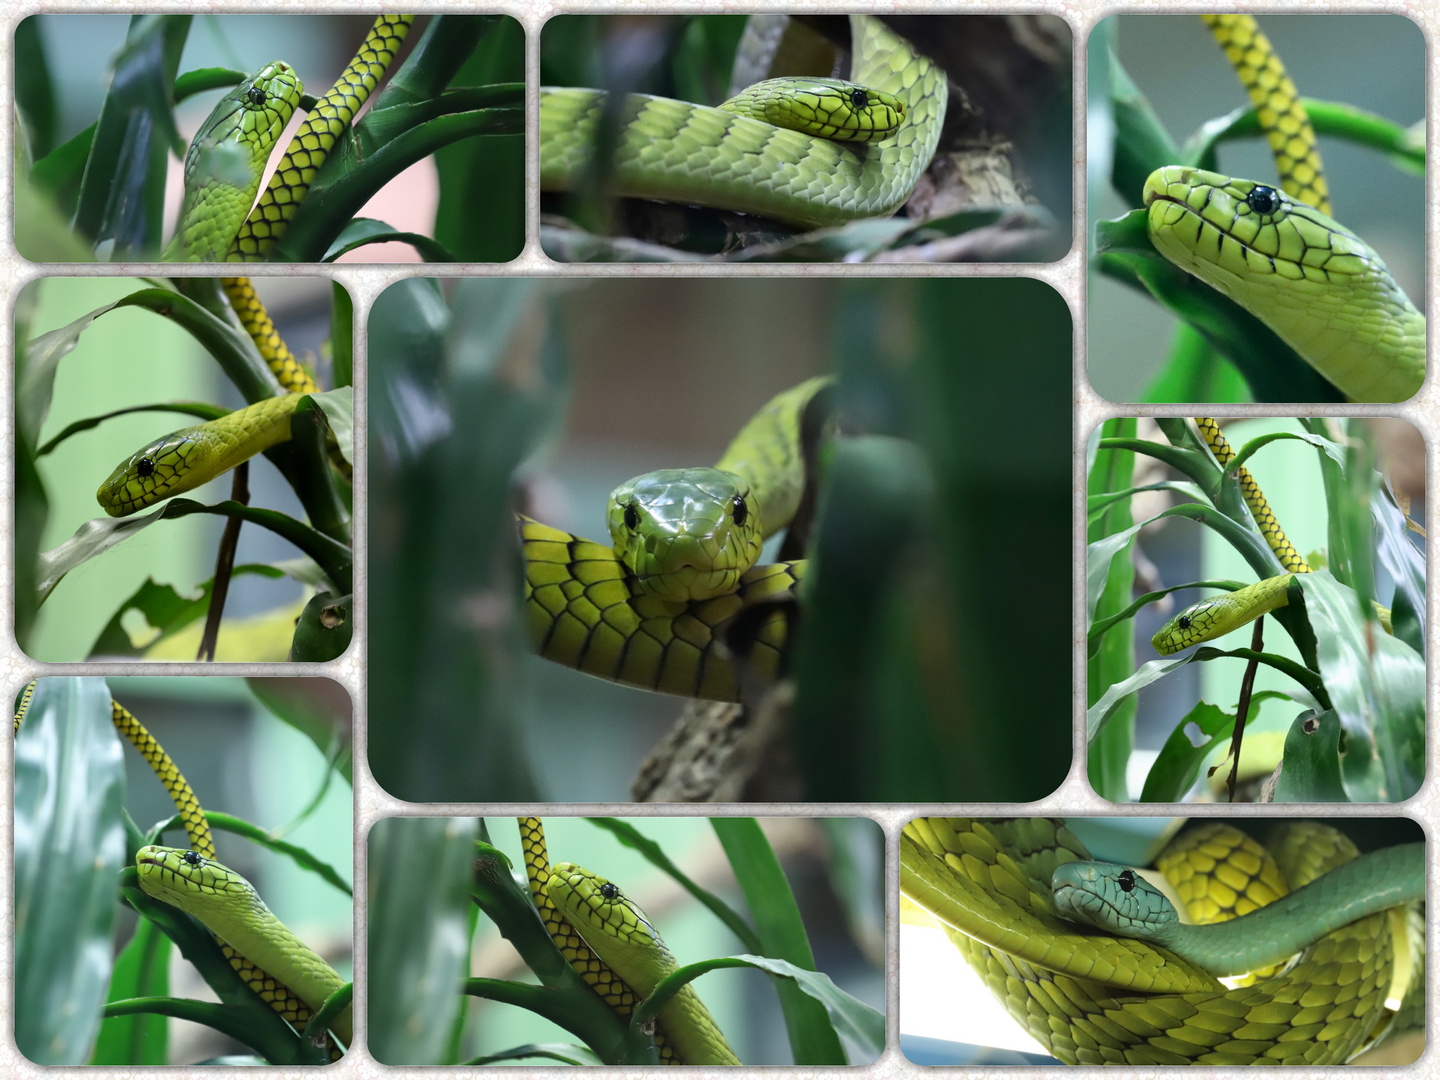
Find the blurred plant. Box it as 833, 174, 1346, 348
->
1087, 419, 1424, 802
17, 279, 352, 661
367, 817, 883, 1066
1090, 19, 1423, 403
15, 14, 522, 262
14, 677, 352, 1065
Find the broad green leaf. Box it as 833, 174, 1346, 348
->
15, 18, 57, 160
308, 385, 354, 465
90, 918, 171, 1065
37, 402, 227, 457
1139, 700, 1236, 803
1272, 708, 1348, 802
289, 592, 353, 662
192, 812, 352, 895
331, 282, 353, 388
87, 564, 288, 658
465, 1043, 604, 1066
712, 819, 846, 1065
322, 217, 458, 262
367, 818, 477, 1065
246, 671, 354, 785
15, 678, 126, 1064
70, 15, 191, 259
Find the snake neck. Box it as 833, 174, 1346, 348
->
1157, 844, 1423, 977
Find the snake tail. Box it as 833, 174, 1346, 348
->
544, 861, 741, 1065
136, 846, 351, 1046
228, 15, 414, 261
96, 393, 303, 517
541, 15, 946, 229
517, 819, 679, 1063
1201, 14, 1328, 214
221, 278, 318, 394
166, 63, 305, 261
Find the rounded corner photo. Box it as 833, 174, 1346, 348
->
15, 14, 523, 264
367, 815, 884, 1067
539, 13, 1072, 262
901, 814, 1424, 1066
16, 275, 354, 663
1086, 14, 1424, 404
13, 675, 354, 1066
367, 276, 1072, 804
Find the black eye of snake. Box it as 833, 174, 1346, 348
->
247, 86, 268, 107
850, 88, 869, 109
1177, 616, 1191, 630
1245, 185, 1280, 215
731, 495, 748, 527
137, 458, 156, 478
624, 502, 640, 530
599, 882, 620, 900
183, 851, 203, 866
1118, 869, 1136, 892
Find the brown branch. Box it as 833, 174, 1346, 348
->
1224, 616, 1266, 802
197, 462, 250, 661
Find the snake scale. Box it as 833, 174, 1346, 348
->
520, 376, 829, 701
517, 818, 739, 1064
902, 818, 1423, 1065
540, 14, 946, 229
1140, 16, 1425, 402
14, 683, 349, 1054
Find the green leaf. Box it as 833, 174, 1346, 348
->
331, 282, 353, 388
90, 918, 171, 1064
322, 218, 458, 262
289, 592, 353, 662
1298, 573, 1423, 801
1140, 325, 1250, 404
464, 1042, 604, 1066
1106, 40, 1179, 204
87, 564, 288, 658
15, 678, 127, 1065
70, 15, 191, 259
38, 497, 353, 608
308, 385, 354, 466
197, 812, 353, 896
37, 402, 228, 458
1139, 700, 1234, 803
712, 819, 846, 1065
15, 18, 57, 160
1273, 708, 1348, 801
635, 954, 882, 1061
367, 818, 477, 1065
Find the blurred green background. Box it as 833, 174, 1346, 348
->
368, 816, 883, 1066
1086, 15, 1424, 401
17, 277, 336, 661
367, 276, 1073, 803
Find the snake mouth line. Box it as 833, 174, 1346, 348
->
1146, 192, 1298, 274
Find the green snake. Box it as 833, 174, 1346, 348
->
99, 19, 412, 513
521, 375, 829, 700
14, 684, 343, 1054
517, 818, 739, 1065
1140, 16, 1425, 403
902, 817, 1423, 1065
540, 14, 946, 228
135, 845, 351, 1046
1149, 418, 1392, 655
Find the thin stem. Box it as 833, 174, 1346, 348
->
198, 462, 249, 661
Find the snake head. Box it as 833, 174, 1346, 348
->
721, 77, 906, 143
96, 430, 206, 517
135, 844, 257, 913
1051, 861, 1180, 942
1150, 597, 1224, 656
608, 468, 763, 602
544, 861, 678, 986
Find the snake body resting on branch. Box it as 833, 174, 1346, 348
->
902, 817, 1424, 1065
14, 685, 347, 1054
540, 14, 946, 229
1139, 15, 1425, 403
517, 818, 739, 1064
520, 376, 830, 701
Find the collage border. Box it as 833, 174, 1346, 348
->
0, 0, 1436, 1076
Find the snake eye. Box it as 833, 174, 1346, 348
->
623, 501, 640, 531
182, 851, 203, 866
247, 86, 268, 107
599, 883, 620, 900
849, 88, 869, 109
136, 458, 155, 478
1177, 616, 1191, 630
731, 495, 748, 527
1245, 185, 1280, 215
1118, 869, 1136, 892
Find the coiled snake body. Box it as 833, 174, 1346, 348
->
540, 15, 946, 229
520, 376, 828, 700
902, 818, 1423, 1065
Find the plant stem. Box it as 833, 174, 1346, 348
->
198, 463, 249, 661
